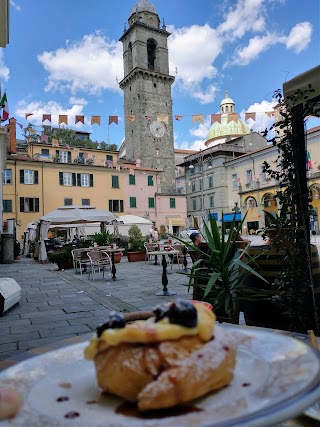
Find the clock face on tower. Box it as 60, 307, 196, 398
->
149, 121, 166, 138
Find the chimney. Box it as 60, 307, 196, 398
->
8, 117, 17, 154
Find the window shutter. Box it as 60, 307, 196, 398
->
59, 172, 63, 185
20, 170, 24, 184
120, 200, 124, 212
67, 151, 71, 163
34, 170, 39, 184
35, 198, 39, 212
109, 200, 112, 211
72, 173, 76, 186
77, 173, 81, 186
89, 174, 93, 187
56, 150, 60, 156
20, 197, 25, 212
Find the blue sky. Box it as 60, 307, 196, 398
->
1, 0, 319, 150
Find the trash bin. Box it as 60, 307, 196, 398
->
1, 234, 15, 263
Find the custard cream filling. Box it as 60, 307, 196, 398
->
84, 303, 215, 360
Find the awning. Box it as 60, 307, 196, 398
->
219, 213, 241, 222
165, 216, 186, 227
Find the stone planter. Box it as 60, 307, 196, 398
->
127, 251, 145, 262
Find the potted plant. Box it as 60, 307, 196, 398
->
48, 247, 74, 270
127, 225, 146, 262
181, 213, 268, 324
27, 240, 35, 258
92, 230, 113, 246
263, 200, 292, 246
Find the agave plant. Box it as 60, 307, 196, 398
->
179, 213, 268, 324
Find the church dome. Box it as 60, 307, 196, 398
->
205, 91, 251, 146
130, 0, 158, 17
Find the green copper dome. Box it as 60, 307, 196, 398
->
206, 90, 250, 144
207, 115, 251, 141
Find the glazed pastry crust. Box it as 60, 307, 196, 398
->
94, 326, 236, 411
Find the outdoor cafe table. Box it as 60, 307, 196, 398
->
97, 247, 124, 281
147, 249, 179, 296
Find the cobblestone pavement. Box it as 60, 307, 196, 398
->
0, 255, 191, 363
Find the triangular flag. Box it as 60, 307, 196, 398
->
17, 122, 23, 129
109, 116, 118, 125
157, 114, 168, 124
211, 114, 221, 124
75, 115, 84, 124
126, 115, 135, 122
0, 91, 9, 121
265, 111, 275, 118
58, 115, 68, 125
25, 113, 33, 120
42, 114, 51, 123
245, 112, 256, 121
52, 139, 59, 147
192, 114, 204, 124
227, 113, 238, 123
175, 115, 184, 121
91, 116, 100, 125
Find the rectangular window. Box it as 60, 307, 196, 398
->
109, 200, 124, 213
190, 166, 195, 175
130, 197, 137, 208
147, 175, 154, 186
3, 200, 12, 212
76, 173, 93, 187
199, 178, 203, 191
41, 148, 50, 156
3, 169, 11, 184
20, 197, 39, 212
209, 195, 214, 208
232, 173, 238, 190
192, 198, 197, 210
246, 169, 253, 184
64, 198, 73, 206
148, 197, 155, 208
129, 174, 135, 185
20, 169, 38, 185
170, 198, 176, 208
82, 199, 90, 206
59, 151, 68, 163
208, 175, 214, 189
112, 175, 119, 188
106, 155, 113, 161
63, 173, 72, 186
81, 174, 89, 187
261, 165, 267, 183
191, 181, 195, 192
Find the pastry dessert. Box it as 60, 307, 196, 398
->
85, 300, 236, 411
0, 388, 23, 420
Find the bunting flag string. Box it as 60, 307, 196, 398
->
22, 110, 277, 127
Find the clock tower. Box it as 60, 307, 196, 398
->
119, 0, 176, 193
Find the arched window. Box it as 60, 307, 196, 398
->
147, 39, 157, 70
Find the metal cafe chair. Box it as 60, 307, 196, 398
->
87, 250, 111, 281
144, 242, 156, 264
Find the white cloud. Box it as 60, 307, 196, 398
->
226, 33, 277, 66
192, 84, 219, 105
218, 0, 266, 39
69, 96, 88, 106
241, 99, 277, 133
0, 49, 10, 82
284, 22, 313, 53
38, 34, 123, 95
15, 99, 88, 128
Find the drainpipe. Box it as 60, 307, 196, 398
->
42, 162, 44, 215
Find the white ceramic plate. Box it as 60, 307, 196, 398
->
304, 400, 320, 421
1, 325, 320, 427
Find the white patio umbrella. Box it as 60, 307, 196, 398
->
117, 214, 152, 225
40, 206, 118, 225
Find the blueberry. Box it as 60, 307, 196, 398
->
96, 311, 125, 337
168, 300, 198, 328
153, 303, 169, 322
